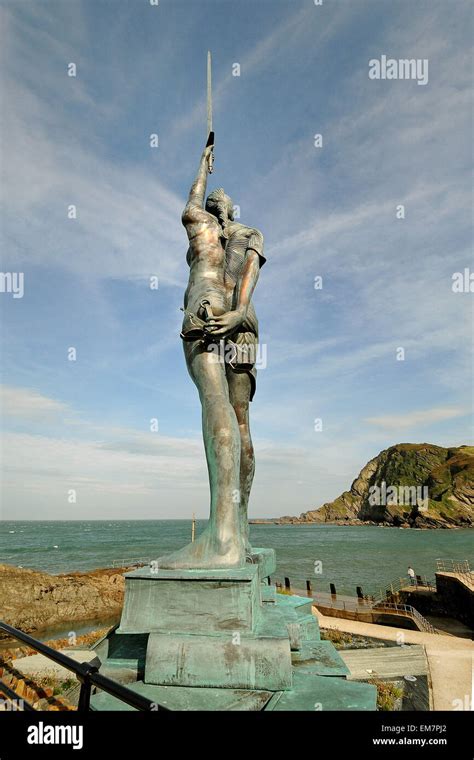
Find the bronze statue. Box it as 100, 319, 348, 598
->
157, 141, 265, 569
157, 54, 264, 570
221, 217, 265, 552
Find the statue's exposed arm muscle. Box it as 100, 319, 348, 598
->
235, 250, 260, 316
235, 228, 264, 314
182, 149, 211, 227
247, 229, 265, 266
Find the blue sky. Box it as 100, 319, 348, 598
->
0, 0, 472, 520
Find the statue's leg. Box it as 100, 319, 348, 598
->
156, 340, 245, 569
226, 368, 254, 555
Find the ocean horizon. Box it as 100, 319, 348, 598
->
1, 520, 472, 597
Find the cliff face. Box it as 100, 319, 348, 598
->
278, 444, 474, 528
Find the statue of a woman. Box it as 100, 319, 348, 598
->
157, 140, 263, 569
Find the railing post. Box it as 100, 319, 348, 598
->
77, 663, 99, 711
78, 682, 91, 712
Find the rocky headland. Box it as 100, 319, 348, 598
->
251, 444, 474, 529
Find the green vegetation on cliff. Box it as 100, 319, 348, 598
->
278, 444, 474, 528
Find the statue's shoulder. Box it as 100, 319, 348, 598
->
226, 221, 248, 236
182, 202, 219, 229
228, 222, 264, 244
227, 222, 265, 266
228, 220, 260, 234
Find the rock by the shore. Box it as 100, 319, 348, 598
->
254, 444, 474, 529
0, 564, 130, 638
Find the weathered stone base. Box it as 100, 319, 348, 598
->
145, 623, 292, 691
91, 548, 377, 711
89, 674, 376, 712
117, 564, 263, 635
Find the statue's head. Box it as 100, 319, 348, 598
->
205, 188, 234, 224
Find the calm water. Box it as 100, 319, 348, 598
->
1, 521, 472, 596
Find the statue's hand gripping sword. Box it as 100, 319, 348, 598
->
207, 51, 214, 174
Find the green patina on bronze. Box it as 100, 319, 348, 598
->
156, 54, 264, 571
91, 56, 378, 711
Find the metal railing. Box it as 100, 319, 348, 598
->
435, 558, 473, 584
311, 597, 375, 613
273, 573, 437, 603
371, 602, 437, 634
111, 557, 150, 568
374, 574, 435, 603
0, 622, 169, 711
310, 594, 437, 634
276, 576, 438, 634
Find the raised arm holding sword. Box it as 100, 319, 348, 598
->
157, 52, 265, 569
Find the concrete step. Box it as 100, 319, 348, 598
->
261, 583, 277, 603
90, 681, 274, 711
90, 667, 376, 712
296, 613, 321, 641
97, 664, 139, 684
144, 602, 292, 691
292, 639, 350, 677
95, 631, 148, 678
274, 593, 314, 618
267, 671, 377, 711
275, 605, 321, 647
341, 644, 428, 681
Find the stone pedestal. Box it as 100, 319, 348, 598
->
116, 550, 292, 691
118, 564, 263, 636
91, 548, 377, 711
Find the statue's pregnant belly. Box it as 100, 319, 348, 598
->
184, 264, 229, 317
181, 272, 229, 342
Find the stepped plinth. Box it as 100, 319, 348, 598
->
91, 548, 377, 711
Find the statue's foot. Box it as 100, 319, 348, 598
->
154, 528, 245, 570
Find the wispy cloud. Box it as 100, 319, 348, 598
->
0, 386, 357, 519
365, 407, 470, 430
0, 5, 185, 285
0, 386, 70, 420
0, 0, 472, 519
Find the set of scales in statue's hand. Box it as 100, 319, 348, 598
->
156, 53, 265, 570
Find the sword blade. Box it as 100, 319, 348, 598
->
207, 50, 212, 137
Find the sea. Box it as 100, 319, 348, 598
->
1, 520, 472, 597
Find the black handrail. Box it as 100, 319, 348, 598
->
0, 621, 169, 711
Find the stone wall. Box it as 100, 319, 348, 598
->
400, 574, 474, 629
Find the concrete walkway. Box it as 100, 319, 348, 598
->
314, 608, 473, 711
340, 644, 427, 681
11, 650, 98, 680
